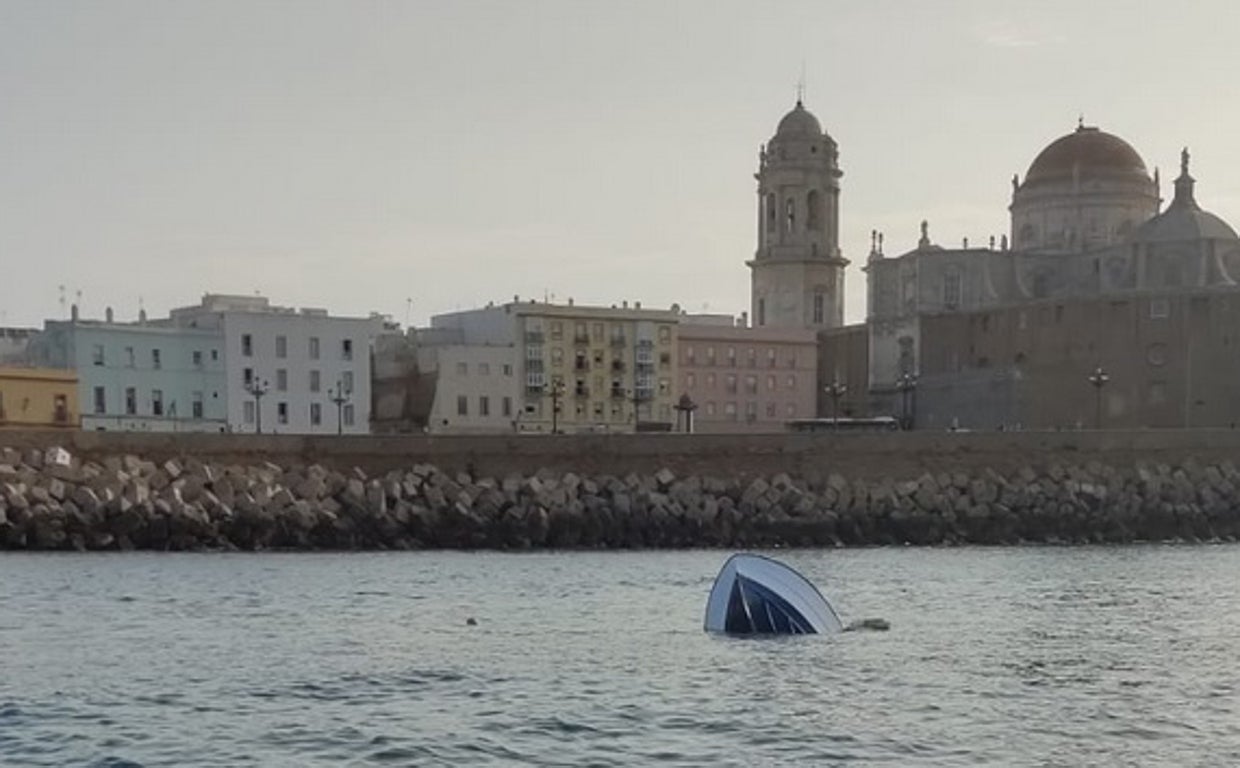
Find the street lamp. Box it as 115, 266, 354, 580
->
244, 377, 270, 434
824, 379, 847, 431
1088, 365, 1110, 430
548, 379, 565, 434
896, 372, 918, 431
673, 393, 698, 433
328, 381, 352, 436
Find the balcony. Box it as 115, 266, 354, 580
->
573, 333, 590, 345
609, 336, 626, 347
524, 331, 545, 344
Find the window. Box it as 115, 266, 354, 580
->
341, 339, 353, 361
706, 373, 716, 389
757, 298, 766, 327
767, 348, 777, 368
151, 390, 163, 417
480, 396, 490, 416
658, 326, 671, 344
244, 401, 255, 424
746, 401, 758, 422
309, 370, 321, 392
747, 348, 756, 368
502, 396, 512, 417
1150, 298, 1170, 319
343, 404, 355, 426
727, 347, 736, 366
309, 337, 320, 360
786, 403, 796, 417
767, 375, 777, 391
686, 346, 696, 365
745, 375, 758, 395
277, 402, 289, 425
241, 334, 253, 357
766, 402, 777, 418
342, 371, 354, 393
724, 402, 738, 421
191, 392, 203, 419
275, 335, 287, 358
243, 367, 254, 386
211, 349, 219, 361
93, 387, 106, 414
551, 348, 563, 367
705, 401, 717, 417
787, 375, 796, 390
813, 292, 825, 324
151, 349, 161, 370
685, 373, 696, 388
943, 271, 961, 310
125, 347, 135, 367
503, 364, 513, 376
276, 369, 288, 391
92, 344, 105, 366
725, 374, 737, 394
125, 387, 137, 415
192, 350, 203, 368
457, 395, 468, 416
706, 347, 716, 366
478, 362, 490, 376
310, 402, 322, 426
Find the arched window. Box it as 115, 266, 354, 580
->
785, 198, 796, 233
765, 193, 776, 232
806, 190, 821, 231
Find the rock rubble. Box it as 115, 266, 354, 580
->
2, 446, 1239, 551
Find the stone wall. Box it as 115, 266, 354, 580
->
2, 431, 1240, 550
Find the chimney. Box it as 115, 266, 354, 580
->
70, 304, 79, 323
622, 300, 628, 309
568, 297, 574, 306
634, 300, 641, 309
139, 309, 147, 325
105, 306, 114, 323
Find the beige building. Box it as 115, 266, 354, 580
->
424, 299, 680, 434
0, 367, 78, 429
678, 316, 818, 432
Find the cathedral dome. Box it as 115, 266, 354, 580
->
775, 101, 823, 137
1024, 125, 1149, 184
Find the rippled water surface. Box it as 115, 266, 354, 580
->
3, 546, 1240, 766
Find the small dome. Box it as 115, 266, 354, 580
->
1024, 125, 1149, 184
1131, 153, 1238, 243
775, 101, 823, 138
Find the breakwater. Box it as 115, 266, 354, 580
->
3, 440, 1240, 550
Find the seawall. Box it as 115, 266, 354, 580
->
1, 430, 1239, 550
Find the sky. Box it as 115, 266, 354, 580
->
4, 1, 1240, 329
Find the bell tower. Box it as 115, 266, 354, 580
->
747, 99, 847, 329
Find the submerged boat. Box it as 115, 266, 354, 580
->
703, 553, 843, 635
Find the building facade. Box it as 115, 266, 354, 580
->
678, 317, 818, 433
425, 299, 681, 434
168, 295, 384, 434
0, 367, 78, 430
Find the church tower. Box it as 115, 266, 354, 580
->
748, 100, 847, 329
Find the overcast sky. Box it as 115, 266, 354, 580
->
4, 1, 1240, 329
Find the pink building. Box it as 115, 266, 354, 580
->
677, 316, 818, 433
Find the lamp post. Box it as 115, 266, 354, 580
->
1088, 365, 1110, 430
825, 379, 847, 431
896, 372, 918, 431
673, 393, 698, 433
548, 379, 565, 434
328, 381, 352, 436
244, 377, 269, 434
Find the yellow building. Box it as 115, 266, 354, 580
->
0, 367, 79, 429
519, 302, 680, 433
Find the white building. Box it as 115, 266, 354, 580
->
169, 295, 385, 435
29, 294, 385, 434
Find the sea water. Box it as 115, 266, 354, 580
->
2, 546, 1239, 766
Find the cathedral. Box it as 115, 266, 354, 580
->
752, 100, 1240, 429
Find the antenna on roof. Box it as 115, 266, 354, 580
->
796, 62, 806, 105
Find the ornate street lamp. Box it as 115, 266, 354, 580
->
548, 379, 565, 434
328, 381, 352, 436
1088, 365, 1110, 430
824, 379, 847, 431
896, 372, 918, 431
244, 377, 270, 434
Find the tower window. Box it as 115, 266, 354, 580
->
785, 198, 796, 233
813, 293, 824, 324
807, 190, 821, 231
757, 298, 766, 327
